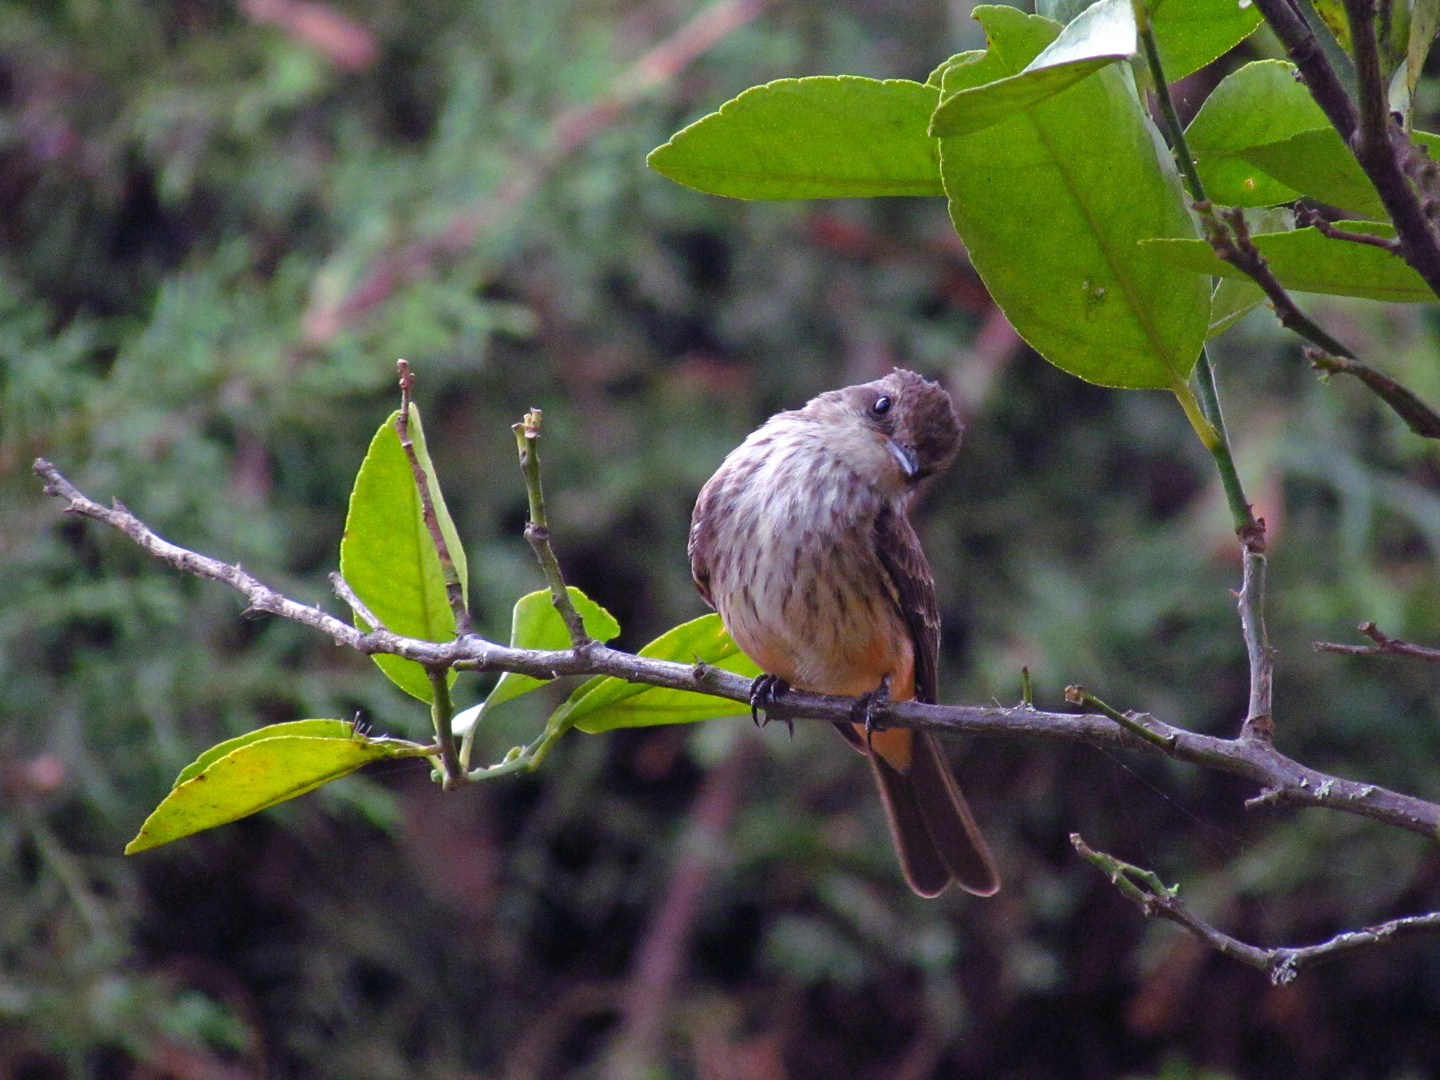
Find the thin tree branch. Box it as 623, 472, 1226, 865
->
1141, 1, 1440, 453
1137, 12, 1279, 742
1133, 0, 1207, 204
1072, 834, 1440, 984
1205, 207, 1361, 360
1316, 620, 1440, 660
513, 409, 590, 648
301, 0, 771, 343
1193, 350, 1273, 739
1250, 0, 1440, 298
329, 571, 386, 632
1295, 205, 1404, 251
394, 360, 474, 636
31, 458, 1440, 842
1307, 349, 1440, 439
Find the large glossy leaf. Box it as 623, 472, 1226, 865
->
1240, 129, 1389, 218
937, 5, 1208, 389
340, 406, 468, 702
1186, 60, 1324, 206
931, 0, 1259, 138
126, 723, 426, 853
929, 0, 1134, 138
480, 587, 620, 713
1186, 60, 1440, 215
1150, 0, 1263, 81
646, 77, 943, 199
547, 614, 762, 735
1238, 130, 1440, 220
1142, 222, 1434, 302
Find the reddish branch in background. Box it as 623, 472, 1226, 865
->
301, 0, 770, 343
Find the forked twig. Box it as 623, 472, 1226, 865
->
1072, 834, 1440, 984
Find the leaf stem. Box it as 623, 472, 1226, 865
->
1171, 377, 1221, 451
1132, 0, 1207, 204
1194, 348, 1263, 546
514, 409, 591, 648
428, 667, 463, 788
1065, 684, 1177, 750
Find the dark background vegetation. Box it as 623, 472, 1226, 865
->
5, 0, 1440, 1076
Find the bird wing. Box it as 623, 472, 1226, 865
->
872, 504, 941, 705
688, 473, 720, 609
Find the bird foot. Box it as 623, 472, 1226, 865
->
749, 674, 792, 737
851, 675, 893, 754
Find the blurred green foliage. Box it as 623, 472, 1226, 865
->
3, 0, 1440, 1077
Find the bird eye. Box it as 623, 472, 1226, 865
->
872, 396, 892, 416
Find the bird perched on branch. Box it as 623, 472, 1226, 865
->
689, 369, 999, 897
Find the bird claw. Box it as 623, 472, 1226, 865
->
852, 675, 892, 754
749, 674, 792, 737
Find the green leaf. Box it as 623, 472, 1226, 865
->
927, 51, 983, 88
931, 0, 1259, 138
1142, 222, 1434, 302
929, 0, 1134, 139
1243, 129, 1440, 219
1186, 60, 1323, 205
937, 5, 1209, 389
480, 587, 621, 712
646, 77, 944, 199
1150, 0, 1263, 82
126, 724, 424, 853
339, 405, 469, 703
1240, 129, 1388, 218
1408, 0, 1440, 119
1207, 276, 1264, 338
548, 614, 761, 735
174, 719, 354, 786
1184, 60, 1440, 215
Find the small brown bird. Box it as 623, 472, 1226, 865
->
689, 369, 999, 897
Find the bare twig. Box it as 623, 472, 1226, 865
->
301, 0, 771, 342
1316, 620, 1440, 661
394, 360, 474, 636
1237, 546, 1274, 740
1308, 349, 1440, 439
329, 571, 386, 633
31, 458, 1440, 844
1295, 205, 1404, 252
1072, 834, 1440, 984
513, 409, 590, 648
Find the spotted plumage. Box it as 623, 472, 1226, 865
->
690, 369, 999, 897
